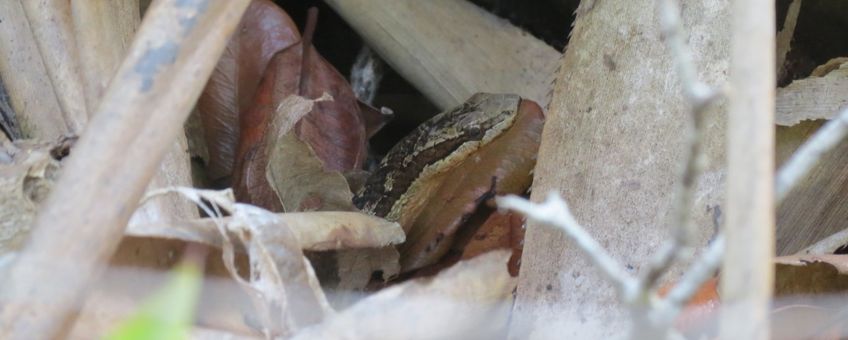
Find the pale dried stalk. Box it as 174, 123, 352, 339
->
0, 1, 251, 338
126, 211, 405, 251
640, 0, 721, 291
719, 0, 776, 338
776, 0, 802, 80
776, 107, 848, 203
20, 0, 89, 132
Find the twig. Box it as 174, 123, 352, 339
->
776, 107, 848, 203
497, 194, 637, 300
776, 0, 802, 81
0, 1, 250, 338
661, 236, 725, 316
498, 194, 721, 339
719, 0, 776, 337
640, 0, 722, 292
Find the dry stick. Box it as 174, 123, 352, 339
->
70, 0, 199, 227
0, 1, 250, 339
719, 0, 776, 338
776, 107, 848, 203
20, 0, 89, 132
776, 0, 802, 81
298, 7, 319, 96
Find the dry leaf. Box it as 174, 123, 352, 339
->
126, 210, 403, 252
198, 0, 300, 183
776, 58, 848, 126
232, 93, 328, 210
233, 12, 367, 209
144, 188, 331, 337
775, 254, 848, 295
460, 210, 525, 276
266, 126, 354, 212
291, 251, 515, 340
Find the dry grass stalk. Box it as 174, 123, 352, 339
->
0, 1, 251, 338
718, 0, 776, 338
20, 0, 89, 132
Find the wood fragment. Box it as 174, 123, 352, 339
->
0, 1, 251, 338
324, 0, 559, 110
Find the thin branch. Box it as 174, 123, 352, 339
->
720, 0, 776, 337
497, 194, 637, 300
640, 0, 721, 292
776, 107, 848, 203
0, 1, 251, 338
662, 235, 725, 315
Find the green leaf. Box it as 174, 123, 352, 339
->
107, 262, 203, 340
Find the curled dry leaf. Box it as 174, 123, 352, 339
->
126, 210, 404, 252
198, 0, 300, 183
355, 93, 544, 272
776, 58, 848, 126
141, 187, 332, 337
233, 15, 366, 210
460, 210, 525, 276
291, 251, 516, 340
775, 254, 848, 295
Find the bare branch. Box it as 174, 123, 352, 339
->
662, 236, 724, 314
776, 107, 848, 203
720, 0, 776, 337
641, 0, 722, 292
497, 194, 637, 300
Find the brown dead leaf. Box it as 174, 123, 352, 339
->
198, 0, 300, 183
399, 97, 544, 272
232, 11, 366, 210
266, 124, 354, 212
460, 210, 525, 276
291, 251, 515, 340
775, 254, 848, 295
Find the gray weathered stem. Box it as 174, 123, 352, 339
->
0, 1, 250, 338
719, 0, 776, 338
